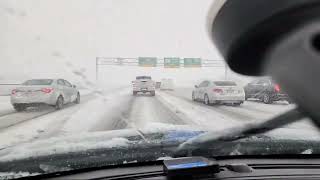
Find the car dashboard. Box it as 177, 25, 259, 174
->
43, 157, 320, 180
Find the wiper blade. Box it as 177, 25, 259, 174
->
176, 108, 305, 154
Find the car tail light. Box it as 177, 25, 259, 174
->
11, 89, 17, 95
274, 84, 281, 92
41, 88, 53, 93
213, 88, 223, 94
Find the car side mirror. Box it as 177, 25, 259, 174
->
72, 85, 76, 88
195, 85, 199, 88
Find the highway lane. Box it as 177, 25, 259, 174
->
0, 93, 95, 130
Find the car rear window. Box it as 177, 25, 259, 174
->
136, 76, 151, 80
214, 81, 237, 86
22, 79, 53, 85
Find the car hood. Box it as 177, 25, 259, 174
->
1, 125, 320, 175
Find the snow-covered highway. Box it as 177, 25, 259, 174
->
0, 86, 314, 150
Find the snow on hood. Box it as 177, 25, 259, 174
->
179, 125, 320, 150
0, 129, 136, 162
0, 124, 201, 162
0, 172, 40, 179
1, 124, 320, 162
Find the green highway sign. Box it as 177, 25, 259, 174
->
184, 58, 202, 67
138, 57, 157, 67
164, 57, 180, 68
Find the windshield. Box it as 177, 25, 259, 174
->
0, 0, 314, 178
22, 79, 53, 86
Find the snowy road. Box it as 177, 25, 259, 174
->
0, 94, 95, 130
0, 87, 315, 149
162, 87, 294, 122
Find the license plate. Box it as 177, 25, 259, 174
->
226, 90, 234, 94
141, 88, 147, 91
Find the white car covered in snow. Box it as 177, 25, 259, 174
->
11, 79, 80, 111
192, 80, 245, 106
160, 78, 174, 91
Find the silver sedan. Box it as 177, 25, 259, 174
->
192, 80, 245, 106
11, 79, 80, 111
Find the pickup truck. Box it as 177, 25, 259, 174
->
132, 76, 156, 96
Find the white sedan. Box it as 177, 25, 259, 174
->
11, 79, 80, 111
192, 80, 245, 106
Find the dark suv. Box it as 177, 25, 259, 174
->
244, 78, 292, 104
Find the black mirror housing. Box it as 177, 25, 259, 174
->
209, 0, 320, 121
209, 0, 320, 76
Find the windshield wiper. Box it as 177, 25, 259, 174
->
176, 108, 305, 154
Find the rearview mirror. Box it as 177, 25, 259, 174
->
72, 85, 76, 88
195, 85, 199, 88
208, 0, 320, 120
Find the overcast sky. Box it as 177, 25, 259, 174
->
0, 0, 231, 85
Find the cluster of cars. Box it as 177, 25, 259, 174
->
132, 76, 175, 96
192, 77, 291, 106
130, 75, 291, 106
10, 79, 80, 111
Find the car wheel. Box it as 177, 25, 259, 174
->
74, 92, 80, 104
245, 93, 249, 100
133, 91, 137, 96
204, 94, 210, 105
287, 100, 293, 104
233, 102, 241, 106
150, 91, 156, 96
263, 94, 273, 104
55, 96, 64, 110
192, 92, 196, 101
13, 104, 26, 112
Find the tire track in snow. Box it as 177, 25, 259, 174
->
164, 90, 254, 121
156, 91, 245, 130
127, 94, 187, 129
